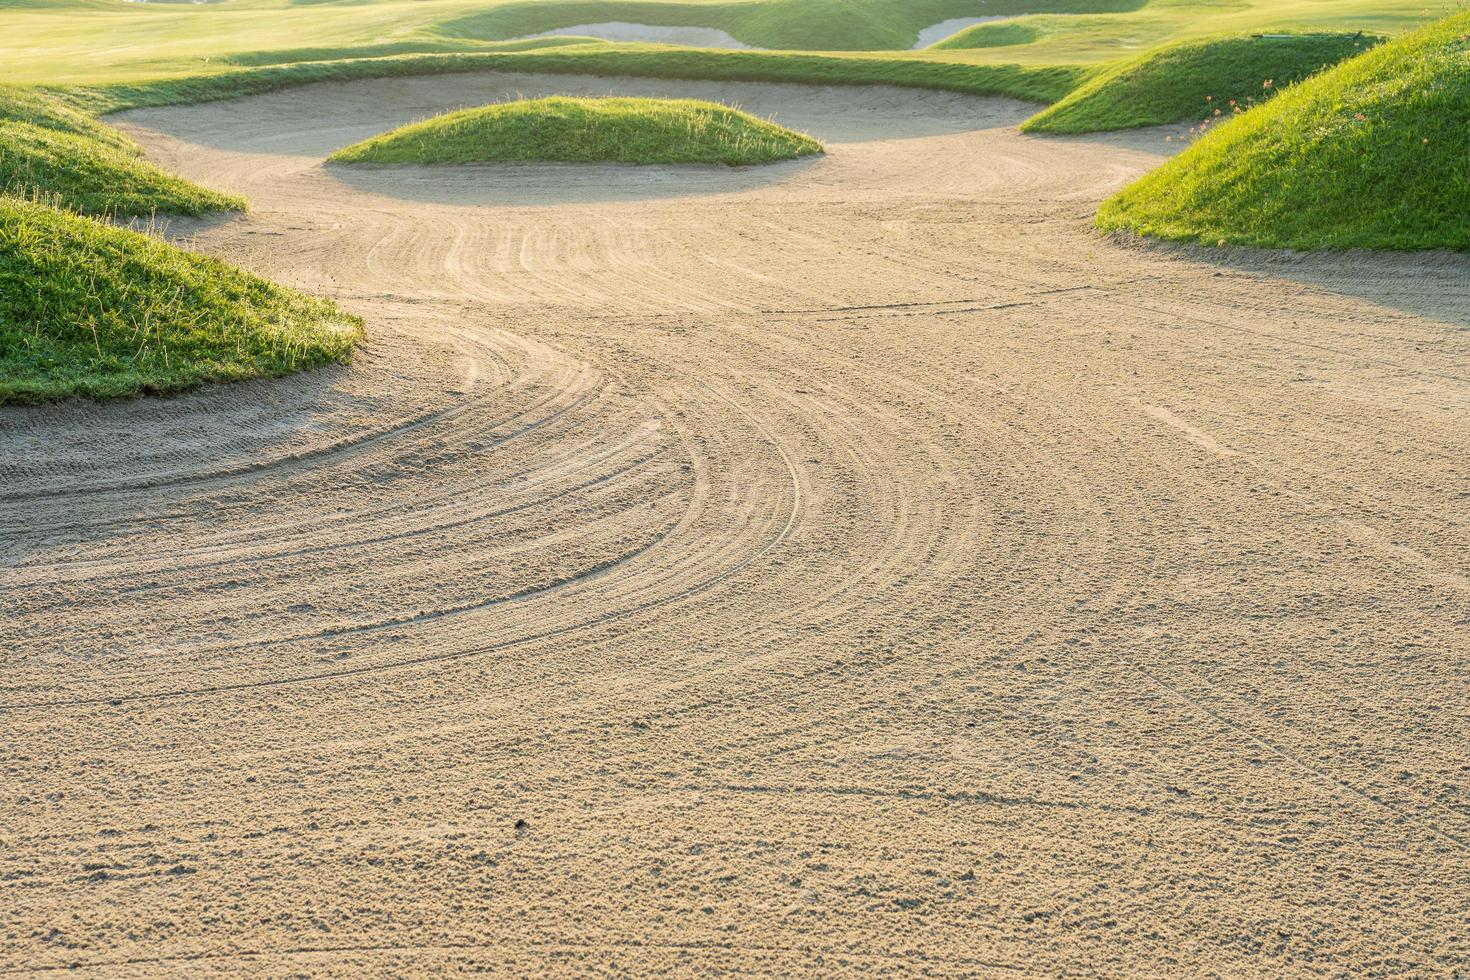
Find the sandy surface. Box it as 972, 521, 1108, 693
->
521, 23, 751, 49
4, 73, 1470, 975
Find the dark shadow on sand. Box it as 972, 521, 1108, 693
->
321, 154, 822, 206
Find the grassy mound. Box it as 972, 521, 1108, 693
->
0, 84, 133, 150
0, 85, 242, 216
328, 95, 822, 166
928, 20, 1043, 51
0, 198, 361, 403
1097, 12, 1470, 251
1023, 32, 1380, 134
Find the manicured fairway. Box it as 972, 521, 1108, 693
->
0, 0, 1450, 85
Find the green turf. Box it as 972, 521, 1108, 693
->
1097, 11, 1470, 251
0, 83, 133, 150
0, 85, 243, 216
1022, 32, 1382, 134
329, 95, 822, 166
927, 20, 1042, 51
0, 0, 1450, 86
0, 197, 362, 404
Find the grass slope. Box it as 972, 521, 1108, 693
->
0, 198, 360, 403
0, 85, 242, 215
928, 20, 1042, 51
440, 0, 1145, 52
330, 95, 821, 166
1023, 32, 1381, 133
1097, 12, 1470, 251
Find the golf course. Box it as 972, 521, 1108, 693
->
2, 0, 1468, 974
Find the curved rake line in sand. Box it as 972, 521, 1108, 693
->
8, 445, 671, 592
774, 312, 1470, 856
1, 362, 805, 712
0, 337, 599, 505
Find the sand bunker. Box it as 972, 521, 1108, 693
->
522, 22, 752, 49
913, 15, 1030, 48
10, 72, 1470, 976
520, 17, 1038, 51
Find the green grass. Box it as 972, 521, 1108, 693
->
0, 197, 361, 404
1097, 11, 1470, 251
0, 84, 243, 216
0, 83, 133, 149
928, 20, 1043, 51
0, 0, 1451, 85
1022, 32, 1382, 133
329, 95, 822, 166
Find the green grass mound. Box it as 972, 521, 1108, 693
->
0, 85, 243, 216
1023, 32, 1379, 134
1097, 12, 1470, 251
0, 198, 361, 403
928, 20, 1042, 51
329, 96, 823, 166
0, 84, 133, 150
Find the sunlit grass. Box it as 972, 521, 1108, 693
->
1097, 11, 1470, 251
0, 84, 243, 216
328, 95, 822, 166
1021, 32, 1381, 134
0, 198, 361, 404
0, 0, 1453, 85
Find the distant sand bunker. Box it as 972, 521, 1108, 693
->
517, 17, 1029, 51
911, 15, 1019, 48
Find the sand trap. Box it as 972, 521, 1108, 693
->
912, 15, 1016, 48
522, 22, 752, 49
11, 72, 1470, 977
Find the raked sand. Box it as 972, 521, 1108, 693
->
3, 74, 1469, 975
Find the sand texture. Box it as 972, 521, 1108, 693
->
3, 74, 1469, 976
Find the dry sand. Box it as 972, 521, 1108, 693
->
3, 74, 1469, 975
